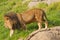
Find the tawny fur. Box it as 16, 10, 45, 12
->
4, 8, 48, 37
17, 8, 48, 29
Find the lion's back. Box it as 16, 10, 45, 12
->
22, 11, 34, 22
21, 8, 44, 23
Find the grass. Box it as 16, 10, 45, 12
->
0, 0, 60, 40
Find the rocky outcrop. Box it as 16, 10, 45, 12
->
26, 26, 60, 40
22, 0, 60, 8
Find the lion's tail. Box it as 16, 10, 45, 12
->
43, 11, 48, 22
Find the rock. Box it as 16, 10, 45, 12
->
26, 26, 60, 40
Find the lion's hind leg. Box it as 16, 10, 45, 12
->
43, 15, 48, 29
37, 22, 42, 30
35, 15, 43, 30
44, 20, 48, 29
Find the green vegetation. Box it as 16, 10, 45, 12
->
0, 0, 60, 40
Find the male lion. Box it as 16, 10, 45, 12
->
4, 12, 22, 37
4, 8, 48, 37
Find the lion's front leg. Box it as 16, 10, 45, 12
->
10, 29, 14, 37
20, 22, 27, 30
22, 23, 27, 30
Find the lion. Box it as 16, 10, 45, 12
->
4, 12, 22, 37
4, 8, 48, 37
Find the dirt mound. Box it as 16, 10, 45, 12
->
26, 26, 60, 40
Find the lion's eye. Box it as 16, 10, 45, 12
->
6, 18, 9, 20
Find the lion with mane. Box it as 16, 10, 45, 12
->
4, 8, 48, 37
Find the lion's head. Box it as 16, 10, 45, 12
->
4, 12, 21, 30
